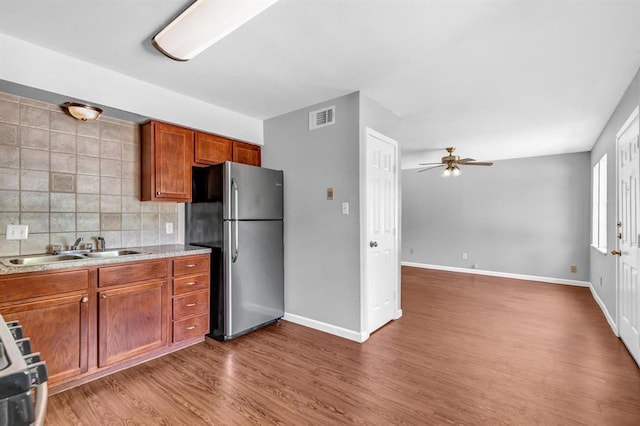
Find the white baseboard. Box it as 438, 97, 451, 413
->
283, 313, 369, 343
402, 262, 590, 287
588, 284, 618, 336
394, 309, 403, 320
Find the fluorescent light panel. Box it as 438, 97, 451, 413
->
153, 0, 279, 61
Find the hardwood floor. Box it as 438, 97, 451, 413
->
45, 267, 640, 425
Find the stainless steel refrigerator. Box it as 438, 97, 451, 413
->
186, 162, 284, 341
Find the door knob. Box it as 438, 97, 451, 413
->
369, 241, 378, 248
611, 250, 622, 256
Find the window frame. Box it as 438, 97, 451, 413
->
591, 154, 607, 253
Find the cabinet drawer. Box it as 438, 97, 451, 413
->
173, 255, 209, 276
99, 260, 168, 287
173, 290, 209, 319
0, 270, 89, 303
173, 274, 209, 295
173, 313, 209, 343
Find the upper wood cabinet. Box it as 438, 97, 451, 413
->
141, 121, 194, 202
142, 120, 262, 202
194, 132, 261, 167
232, 140, 261, 166
194, 132, 232, 166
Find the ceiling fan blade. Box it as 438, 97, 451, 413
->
457, 158, 476, 163
464, 162, 493, 166
418, 162, 444, 166
417, 165, 445, 173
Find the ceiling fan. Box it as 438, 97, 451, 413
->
418, 147, 493, 177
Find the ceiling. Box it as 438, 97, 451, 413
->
1, 0, 639, 167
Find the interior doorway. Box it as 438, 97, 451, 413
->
363, 128, 401, 337
615, 105, 640, 366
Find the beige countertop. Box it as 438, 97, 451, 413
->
0, 244, 211, 275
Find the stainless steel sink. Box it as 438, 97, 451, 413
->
82, 249, 146, 258
1, 254, 86, 267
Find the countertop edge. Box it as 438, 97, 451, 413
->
0, 245, 212, 276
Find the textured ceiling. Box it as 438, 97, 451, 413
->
1, 0, 639, 167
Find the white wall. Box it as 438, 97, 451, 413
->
402, 152, 590, 281
0, 33, 263, 144
590, 68, 640, 326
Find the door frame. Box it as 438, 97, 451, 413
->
359, 127, 402, 342
615, 105, 640, 338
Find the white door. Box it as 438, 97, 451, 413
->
616, 106, 640, 366
365, 128, 399, 334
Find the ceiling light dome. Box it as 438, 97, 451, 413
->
63, 102, 103, 121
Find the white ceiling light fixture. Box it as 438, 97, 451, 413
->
63, 102, 103, 121
153, 0, 279, 61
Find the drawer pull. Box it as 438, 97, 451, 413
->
186, 303, 197, 307
186, 264, 197, 268
186, 325, 197, 330
186, 281, 197, 286
81, 296, 88, 303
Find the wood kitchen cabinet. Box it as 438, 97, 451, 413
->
195, 132, 262, 167
232, 140, 261, 166
0, 252, 209, 394
0, 270, 90, 386
141, 121, 194, 202
172, 255, 210, 343
142, 120, 261, 202
194, 132, 232, 166
98, 280, 167, 367
97, 260, 168, 367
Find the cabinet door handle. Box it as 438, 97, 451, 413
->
101, 294, 107, 299
186, 303, 197, 307
186, 281, 197, 286
81, 296, 88, 303
186, 325, 197, 330
156, 191, 161, 196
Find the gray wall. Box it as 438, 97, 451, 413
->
590, 68, 640, 322
263, 92, 362, 331
402, 152, 590, 281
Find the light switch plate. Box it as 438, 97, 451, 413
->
6, 224, 28, 240
165, 222, 174, 234
342, 202, 349, 215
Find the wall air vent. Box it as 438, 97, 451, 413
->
309, 105, 335, 130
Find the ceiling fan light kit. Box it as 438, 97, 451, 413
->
419, 147, 493, 176
152, 0, 279, 61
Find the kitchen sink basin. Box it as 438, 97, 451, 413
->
82, 249, 146, 258
1, 254, 86, 267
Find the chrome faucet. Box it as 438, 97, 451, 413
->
71, 237, 83, 251
97, 237, 106, 251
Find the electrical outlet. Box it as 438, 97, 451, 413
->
462, 252, 468, 260
165, 222, 174, 234
570, 265, 577, 273
6, 224, 28, 240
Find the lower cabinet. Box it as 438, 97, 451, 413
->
0, 252, 210, 393
98, 280, 167, 367
2, 293, 89, 385
0, 270, 90, 386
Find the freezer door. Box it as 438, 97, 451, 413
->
223, 220, 284, 338
223, 162, 283, 220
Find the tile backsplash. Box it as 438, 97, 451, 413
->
0, 92, 178, 256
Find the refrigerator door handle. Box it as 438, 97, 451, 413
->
231, 178, 239, 262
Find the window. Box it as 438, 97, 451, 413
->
592, 154, 607, 251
